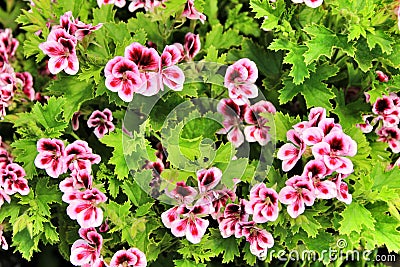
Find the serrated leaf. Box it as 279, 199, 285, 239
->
303, 25, 355, 65
366, 31, 393, 54
46, 75, 94, 121
204, 24, 243, 51
264, 111, 300, 142
12, 228, 39, 260
250, 0, 285, 31
269, 39, 311, 85
10, 139, 38, 178
339, 202, 375, 235
174, 259, 206, 267
280, 64, 339, 110
122, 177, 153, 207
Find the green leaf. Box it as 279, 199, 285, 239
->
122, 177, 153, 207
204, 229, 240, 263
366, 31, 393, 54
250, 0, 285, 31
269, 39, 312, 85
10, 139, 38, 178
34, 178, 62, 217
135, 203, 154, 217
303, 25, 355, 65
177, 235, 216, 263
204, 24, 243, 51
225, 4, 260, 37
46, 75, 94, 121
280, 64, 339, 110
362, 203, 400, 253
339, 202, 375, 235
14, 97, 68, 138
174, 259, 206, 267
12, 228, 39, 260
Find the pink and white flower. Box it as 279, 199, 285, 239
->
72, 111, 81, 131
235, 222, 274, 257
105, 56, 143, 102
302, 160, 337, 199
376, 70, 389, 83
109, 248, 147, 267
0, 163, 29, 196
87, 108, 115, 138
224, 58, 258, 106
218, 200, 248, 238
217, 98, 247, 147
245, 183, 279, 223
197, 167, 222, 193
65, 140, 101, 172
277, 129, 306, 172
182, 0, 207, 23
128, 0, 164, 12
165, 181, 197, 205
0, 29, 19, 59
243, 100, 276, 146
66, 188, 107, 228
332, 174, 352, 204
278, 176, 315, 218
183, 32, 201, 61
58, 11, 103, 41
169, 205, 210, 244
39, 28, 79, 75
15, 72, 35, 101
376, 127, 400, 153
34, 138, 67, 178
0, 225, 8, 250
70, 227, 103, 266
312, 131, 357, 174
160, 45, 185, 91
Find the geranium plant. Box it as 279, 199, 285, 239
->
0, 0, 399, 266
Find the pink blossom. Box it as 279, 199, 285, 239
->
165, 181, 197, 205
0, 163, 29, 196
218, 200, 248, 238
332, 174, 352, 204
58, 11, 103, 41
60, 169, 93, 194
0, 189, 11, 209
15, 72, 35, 101
70, 227, 103, 266
97, 0, 126, 8
72, 111, 81, 131
65, 140, 101, 172
105, 56, 143, 102
87, 108, 115, 138
0, 29, 19, 59
277, 129, 306, 172
197, 167, 222, 193
128, 0, 164, 12
235, 222, 274, 257
34, 138, 67, 178
302, 160, 337, 199
182, 0, 207, 23
124, 42, 160, 72
304, 0, 323, 8
184, 32, 201, 61
224, 58, 258, 106
217, 98, 247, 147
376, 70, 389, 83
0, 225, 8, 250
0, 149, 12, 170
245, 183, 279, 223
356, 115, 374, 133
39, 28, 79, 75
376, 127, 400, 153
312, 131, 357, 174
169, 205, 210, 244
278, 176, 315, 218
243, 100, 276, 146
161, 206, 180, 228
109, 248, 147, 267
160, 45, 185, 91
66, 188, 107, 228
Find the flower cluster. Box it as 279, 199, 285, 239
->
161, 167, 236, 244
277, 107, 356, 217
34, 138, 107, 229
98, 0, 206, 23
291, 0, 323, 8
358, 83, 400, 167
70, 227, 147, 267
217, 99, 276, 147
0, 29, 35, 119
39, 11, 102, 75
104, 33, 199, 101
0, 137, 30, 251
